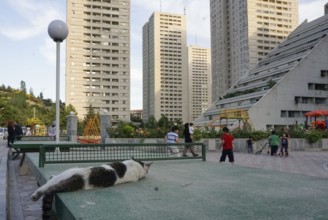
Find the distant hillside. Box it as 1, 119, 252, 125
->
0, 85, 75, 128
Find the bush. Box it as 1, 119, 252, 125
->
304, 129, 323, 144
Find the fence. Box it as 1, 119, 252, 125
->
39, 143, 206, 167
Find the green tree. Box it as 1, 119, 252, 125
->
29, 87, 34, 96
20, 81, 27, 93
144, 115, 157, 129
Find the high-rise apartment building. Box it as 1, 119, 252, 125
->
210, 0, 298, 102
66, 0, 130, 121
143, 12, 188, 122
187, 46, 211, 121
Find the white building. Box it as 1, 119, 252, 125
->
142, 12, 188, 122
210, 0, 298, 102
187, 46, 211, 122
66, 0, 130, 122
195, 14, 328, 130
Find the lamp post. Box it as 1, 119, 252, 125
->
48, 20, 68, 143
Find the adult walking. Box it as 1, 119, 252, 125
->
219, 127, 234, 164
182, 123, 198, 157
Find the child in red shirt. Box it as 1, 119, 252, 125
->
220, 127, 234, 164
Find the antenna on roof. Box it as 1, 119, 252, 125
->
184, 6, 186, 15
195, 34, 197, 45
160, 0, 162, 12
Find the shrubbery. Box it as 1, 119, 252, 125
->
107, 117, 328, 144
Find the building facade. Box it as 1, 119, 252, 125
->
210, 0, 298, 102
187, 46, 211, 121
142, 12, 188, 122
66, 0, 130, 121
195, 14, 328, 130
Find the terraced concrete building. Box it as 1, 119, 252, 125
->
195, 14, 328, 130
210, 0, 298, 102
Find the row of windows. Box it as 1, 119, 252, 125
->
257, 15, 292, 23
294, 97, 326, 105
83, 92, 128, 97
281, 111, 308, 118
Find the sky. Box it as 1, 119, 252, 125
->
0, 0, 326, 110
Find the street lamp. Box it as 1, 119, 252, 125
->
48, 20, 68, 143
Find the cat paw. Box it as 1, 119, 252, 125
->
31, 193, 41, 202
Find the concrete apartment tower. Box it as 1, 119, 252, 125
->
66, 0, 130, 122
210, 0, 298, 102
142, 12, 188, 122
187, 46, 211, 122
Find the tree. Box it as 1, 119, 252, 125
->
157, 115, 173, 131
20, 81, 27, 93
144, 115, 157, 129
29, 87, 34, 96
39, 92, 44, 99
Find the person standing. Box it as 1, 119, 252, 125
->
7, 120, 15, 147
164, 126, 181, 157
247, 137, 253, 154
14, 121, 23, 141
48, 121, 56, 141
182, 123, 198, 157
219, 127, 234, 164
268, 130, 279, 156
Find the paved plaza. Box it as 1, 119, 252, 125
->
1, 140, 328, 219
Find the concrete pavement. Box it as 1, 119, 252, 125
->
1, 140, 328, 219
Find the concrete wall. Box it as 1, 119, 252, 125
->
248, 37, 328, 130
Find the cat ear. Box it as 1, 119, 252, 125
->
145, 162, 153, 167
144, 162, 152, 173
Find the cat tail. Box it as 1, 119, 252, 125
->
42, 192, 54, 220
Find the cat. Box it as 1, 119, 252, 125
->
31, 157, 152, 220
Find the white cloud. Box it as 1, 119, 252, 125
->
40, 38, 56, 63
299, 0, 325, 23
0, 0, 64, 41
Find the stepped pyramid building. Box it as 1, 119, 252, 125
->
195, 14, 328, 130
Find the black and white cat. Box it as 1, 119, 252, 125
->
31, 158, 152, 219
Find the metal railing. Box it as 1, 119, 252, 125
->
39, 143, 206, 167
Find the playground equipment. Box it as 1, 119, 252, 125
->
207, 109, 252, 129
78, 116, 101, 144
305, 110, 328, 129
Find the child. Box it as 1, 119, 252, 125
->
247, 137, 253, 154
189, 123, 194, 141
164, 126, 181, 157
280, 133, 289, 157
219, 127, 234, 164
